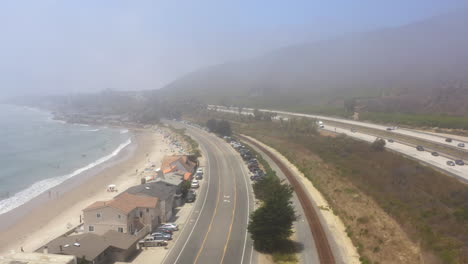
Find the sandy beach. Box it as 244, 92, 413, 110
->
0, 127, 175, 254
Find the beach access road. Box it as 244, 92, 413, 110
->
162, 121, 256, 264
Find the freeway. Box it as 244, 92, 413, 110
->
209, 105, 468, 152
210, 106, 468, 183
162, 121, 256, 264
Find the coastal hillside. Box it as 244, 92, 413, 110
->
160, 10, 468, 116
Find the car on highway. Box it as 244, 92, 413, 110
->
431, 151, 439, 157
386, 127, 393, 131
458, 143, 465, 148
191, 180, 200, 188
160, 223, 179, 231
445, 138, 452, 143
446, 160, 455, 166
416, 145, 425, 151
319, 124, 324, 128
455, 160, 465, 166
387, 139, 394, 143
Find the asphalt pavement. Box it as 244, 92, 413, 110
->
162, 121, 255, 264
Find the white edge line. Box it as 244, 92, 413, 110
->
165, 127, 212, 264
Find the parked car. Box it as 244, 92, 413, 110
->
160, 223, 179, 231
196, 168, 203, 174
387, 139, 394, 143
416, 145, 425, 151
191, 180, 199, 188
431, 152, 439, 157
386, 127, 393, 131
445, 138, 452, 143
319, 125, 325, 129
155, 228, 173, 234
458, 143, 465, 148
151, 233, 172, 240
446, 160, 455, 166
455, 160, 465, 166
195, 172, 203, 180
138, 236, 168, 247
186, 192, 196, 202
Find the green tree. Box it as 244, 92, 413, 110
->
180, 180, 191, 198
371, 138, 386, 151
248, 181, 296, 252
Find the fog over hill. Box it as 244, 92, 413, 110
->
161, 10, 468, 115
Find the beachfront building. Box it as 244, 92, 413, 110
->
83, 192, 160, 236
121, 180, 179, 223
37, 230, 143, 264
0, 252, 76, 264
161, 155, 196, 176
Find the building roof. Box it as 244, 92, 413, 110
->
121, 181, 178, 201
161, 155, 196, 173
0, 253, 75, 264
37, 231, 140, 261
158, 171, 185, 186
184, 172, 192, 181
37, 233, 108, 261
83, 192, 158, 214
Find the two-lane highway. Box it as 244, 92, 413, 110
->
163, 121, 255, 264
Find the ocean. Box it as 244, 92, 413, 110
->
0, 104, 131, 215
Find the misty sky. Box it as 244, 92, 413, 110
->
0, 0, 466, 97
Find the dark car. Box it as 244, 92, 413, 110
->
155, 228, 173, 234
416, 145, 424, 151
447, 160, 455, 166
445, 138, 452, 143
431, 152, 439, 157
455, 160, 465, 166
386, 127, 393, 131
458, 143, 465, 148
387, 139, 394, 143
186, 192, 196, 203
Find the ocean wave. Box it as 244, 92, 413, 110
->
83, 129, 100, 132
0, 138, 132, 215
120, 129, 129, 134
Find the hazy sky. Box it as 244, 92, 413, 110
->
0, 0, 466, 97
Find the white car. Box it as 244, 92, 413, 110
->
191, 180, 199, 188
160, 223, 179, 231
196, 168, 203, 173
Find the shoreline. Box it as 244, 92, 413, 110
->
0, 127, 172, 254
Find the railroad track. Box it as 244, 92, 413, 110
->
240, 135, 336, 264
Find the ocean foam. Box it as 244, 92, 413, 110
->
0, 138, 132, 215
83, 129, 100, 132
120, 129, 129, 134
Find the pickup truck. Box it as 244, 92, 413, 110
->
138, 236, 168, 247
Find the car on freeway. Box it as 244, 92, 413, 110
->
431, 151, 439, 157
458, 143, 465, 148
416, 145, 425, 151
446, 160, 455, 166
386, 127, 393, 131
387, 139, 394, 143
455, 160, 465, 166
160, 223, 179, 231
445, 138, 452, 143
191, 180, 199, 188
319, 125, 325, 128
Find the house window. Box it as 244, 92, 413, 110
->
89, 226, 94, 232
118, 214, 121, 219
96, 213, 101, 218
140, 211, 143, 218
118, 227, 123, 233
146, 208, 149, 213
